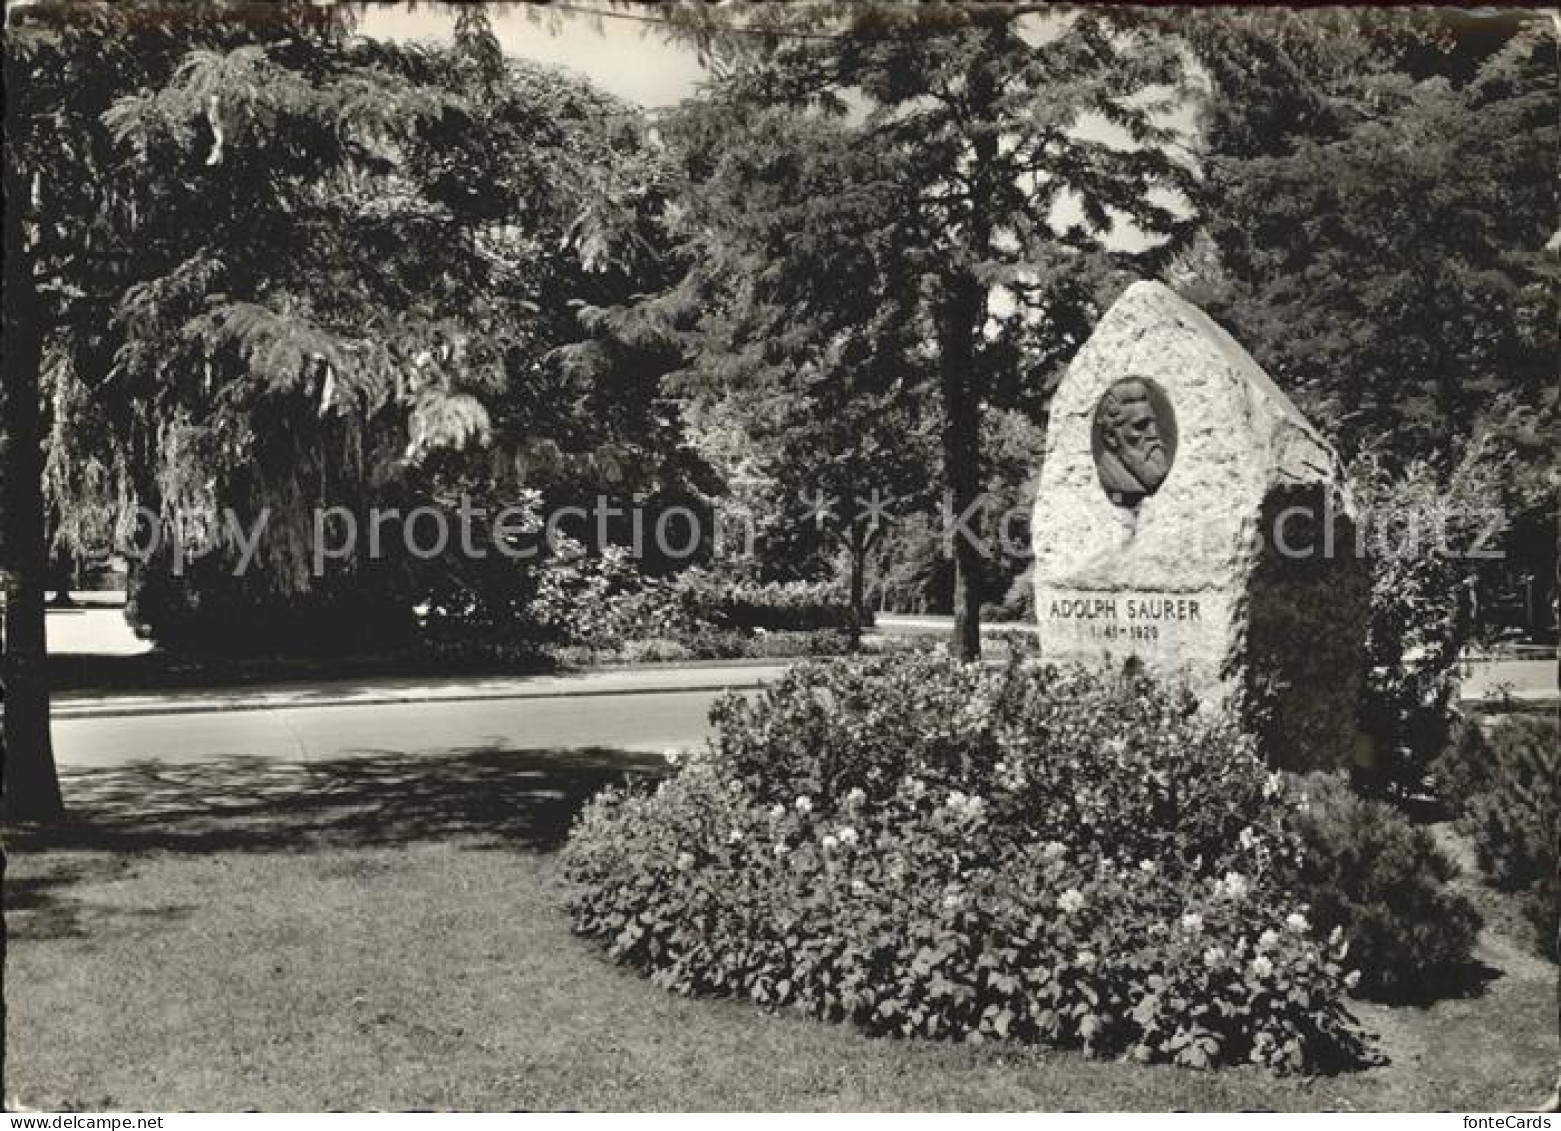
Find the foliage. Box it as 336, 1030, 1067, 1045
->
1439, 715, 1560, 958
526, 538, 703, 649
1291, 774, 1481, 998
566, 655, 1369, 1073
10, 1, 700, 653
549, 628, 859, 669
1183, 11, 1558, 509
617, 5, 1198, 657
1, 0, 300, 817
673, 571, 864, 633
1464, 720, 1558, 889
1349, 445, 1508, 792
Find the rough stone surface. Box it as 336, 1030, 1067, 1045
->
1031, 280, 1368, 771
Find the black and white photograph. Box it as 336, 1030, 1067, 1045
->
1, 0, 1557, 1115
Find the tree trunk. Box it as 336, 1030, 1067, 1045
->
1, 154, 65, 823
49, 543, 77, 608
938, 287, 985, 663
937, 58, 999, 664
847, 524, 866, 653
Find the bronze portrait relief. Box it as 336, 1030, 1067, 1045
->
1090, 377, 1177, 506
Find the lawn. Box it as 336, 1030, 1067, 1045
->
4, 746, 1555, 1112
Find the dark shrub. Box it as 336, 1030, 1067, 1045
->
1430, 717, 1499, 806
1460, 716, 1558, 887
1292, 774, 1481, 999
130, 564, 419, 655
1448, 715, 1559, 960
565, 655, 1368, 1073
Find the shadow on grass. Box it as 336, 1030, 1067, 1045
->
1359, 959, 1504, 1008
10, 745, 666, 857
5, 858, 198, 942
5, 746, 665, 942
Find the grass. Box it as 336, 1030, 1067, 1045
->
5, 746, 1557, 1112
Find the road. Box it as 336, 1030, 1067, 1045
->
52, 685, 736, 770
50, 655, 1554, 773
38, 601, 1553, 772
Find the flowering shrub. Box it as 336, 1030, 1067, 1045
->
550, 628, 857, 668
564, 655, 1370, 1073
1291, 773, 1481, 998
673, 571, 865, 632
528, 539, 704, 648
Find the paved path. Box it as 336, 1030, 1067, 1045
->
52, 661, 790, 719
44, 602, 152, 657
1457, 658, 1557, 703
38, 596, 1552, 772
52, 685, 737, 769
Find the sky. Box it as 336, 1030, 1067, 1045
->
359, 3, 709, 107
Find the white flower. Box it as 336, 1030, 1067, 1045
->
1181, 913, 1204, 934
1203, 946, 1227, 967
850, 879, 869, 896
903, 777, 926, 799
1238, 826, 1258, 851
837, 826, 859, 846
773, 842, 788, 858
844, 787, 867, 808
727, 829, 744, 844
1058, 888, 1086, 915
1258, 929, 1280, 951
1219, 871, 1250, 901
769, 804, 785, 821
676, 851, 695, 870
663, 747, 681, 766
794, 795, 813, 815
821, 834, 839, 851
942, 892, 964, 911
1138, 859, 1157, 874
1041, 840, 1068, 861
946, 789, 967, 809
1285, 912, 1310, 934
1076, 950, 1097, 969
1251, 956, 1274, 978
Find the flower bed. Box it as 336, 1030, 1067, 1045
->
564, 655, 1372, 1073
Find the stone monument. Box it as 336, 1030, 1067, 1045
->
1031, 280, 1369, 772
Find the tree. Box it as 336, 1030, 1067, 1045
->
639, 110, 934, 645
2, 0, 286, 819
2, 108, 62, 819
626, 5, 1196, 657
1188, 12, 1557, 481
4, 1, 674, 812
1178, 8, 1559, 640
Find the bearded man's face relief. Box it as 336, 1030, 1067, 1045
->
1091, 378, 1176, 505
